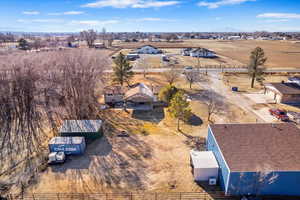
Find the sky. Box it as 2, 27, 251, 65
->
0, 0, 300, 32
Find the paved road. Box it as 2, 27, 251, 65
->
104, 67, 300, 73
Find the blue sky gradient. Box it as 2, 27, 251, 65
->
0, 0, 300, 32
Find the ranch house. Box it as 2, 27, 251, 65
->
136, 45, 162, 54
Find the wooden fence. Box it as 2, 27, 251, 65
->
5, 192, 237, 200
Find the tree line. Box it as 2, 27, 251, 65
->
0, 49, 108, 170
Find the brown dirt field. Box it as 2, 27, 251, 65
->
182, 40, 300, 68
114, 39, 300, 68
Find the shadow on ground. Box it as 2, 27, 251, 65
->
187, 113, 203, 126
132, 107, 165, 123
45, 120, 153, 192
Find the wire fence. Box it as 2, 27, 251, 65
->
5, 192, 237, 200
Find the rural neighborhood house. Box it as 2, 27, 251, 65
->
264, 82, 300, 104
136, 45, 162, 54
104, 83, 161, 110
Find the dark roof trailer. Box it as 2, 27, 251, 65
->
59, 120, 103, 140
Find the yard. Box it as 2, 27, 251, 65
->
22, 74, 257, 197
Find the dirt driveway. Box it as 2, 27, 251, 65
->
198, 73, 276, 123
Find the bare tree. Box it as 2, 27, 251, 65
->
80, 29, 97, 48
184, 70, 201, 89
139, 57, 151, 78
162, 68, 180, 85
203, 90, 223, 123
206, 92, 218, 123
0, 49, 108, 176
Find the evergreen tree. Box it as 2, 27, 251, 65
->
18, 38, 30, 50
168, 91, 192, 131
248, 47, 267, 88
112, 52, 134, 86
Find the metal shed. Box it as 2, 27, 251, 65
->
190, 150, 219, 181
49, 137, 86, 155
59, 120, 103, 140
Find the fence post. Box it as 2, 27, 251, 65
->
32, 194, 35, 200
57, 193, 60, 200
179, 192, 182, 200
155, 192, 157, 200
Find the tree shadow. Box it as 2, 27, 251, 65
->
131, 107, 165, 123
187, 113, 203, 126
45, 122, 153, 192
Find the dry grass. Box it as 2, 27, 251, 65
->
222, 73, 290, 93
183, 40, 300, 68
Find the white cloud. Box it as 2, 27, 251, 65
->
132, 1, 179, 8
264, 19, 289, 23
17, 19, 64, 23
22, 11, 40, 15
48, 11, 84, 15
137, 17, 162, 21
82, 0, 179, 8
198, 0, 255, 9
70, 20, 120, 26
257, 13, 300, 19
134, 17, 177, 22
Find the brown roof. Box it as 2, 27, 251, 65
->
124, 83, 154, 101
103, 86, 127, 95
266, 83, 300, 95
210, 123, 300, 172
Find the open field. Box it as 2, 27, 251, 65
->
114, 40, 300, 68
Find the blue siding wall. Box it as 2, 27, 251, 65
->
228, 171, 300, 196
206, 127, 230, 192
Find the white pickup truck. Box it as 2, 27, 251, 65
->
48, 152, 66, 164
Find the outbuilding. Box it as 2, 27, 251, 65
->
207, 123, 300, 196
190, 150, 219, 182
59, 120, 103, 140
264, 82, 300, 104
49, 137, 86, 155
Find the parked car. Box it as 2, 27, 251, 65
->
287, 111, 300, 123
269, 108, 289, 121
183, 66, 193, 74
117, 130, 129, 137
48, 151, 66, 164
